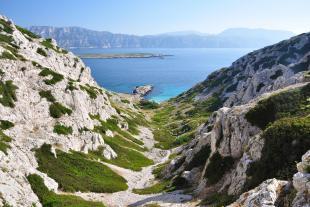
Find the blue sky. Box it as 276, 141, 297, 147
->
0, 0, 309, 35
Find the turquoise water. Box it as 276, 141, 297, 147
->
71, 48, 254, 102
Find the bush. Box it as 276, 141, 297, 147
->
0, 120, 14, 130
49, 102, 72, 118
139, 100, 159, 109
0, 130, 12, 155
185, 145, 211, 171
36, 47, 47, 57
35, 144, 128, 193
0, 19, 13, 34
39, 68, 64, 85
245, 84, 310, 129
16, 26, 39, 38
27, 174, 106, 207
0, 51, 16, 60
204, 152, 234, 184
245, 117, 310, 190
80, 84, 100, 99
0, 80, 18, 108
121, 99, 130, 104
53, 124, 73, 135
39, 90, 56, 102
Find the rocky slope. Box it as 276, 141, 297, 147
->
162, 32, 310, 206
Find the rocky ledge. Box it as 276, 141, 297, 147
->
133, 85, 153, 96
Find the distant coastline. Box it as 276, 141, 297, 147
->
78, 53, 172, 59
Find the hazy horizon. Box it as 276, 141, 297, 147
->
0, 0, 309, 35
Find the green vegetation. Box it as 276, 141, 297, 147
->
27, 174, 106, 207
90, 139, 153, 171
49, 102, 72, 118
41, 38, 68, 54
39, 90, 56, 102
245, 84, 310, 129
0, 120, 14, 130
2, 45, 26, 61
199, 193, 236, 207
66, 81, 78, 91
0, 34, 13, 45
151, 94, 222, 149
39, 68, 64, 85
0, 130, 12, 155
35, 144, 128, 193
185, 145, 211, 170
0, 51, 16, 60
132, 180, 172, 195
36, 47, 47, 57
138, 100, 159, 109
80, 84, 102, 99
16, 25, 39, 38
246, 117, 310, 190
53, 124, 73, 135
0, 80, 18, 108
0, 19, 13, 34
121, 99, 130, 104
204, 152, 234, 184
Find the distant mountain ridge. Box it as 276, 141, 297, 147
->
29, 26, 295, 49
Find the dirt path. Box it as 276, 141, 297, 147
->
69, 127, 195, 207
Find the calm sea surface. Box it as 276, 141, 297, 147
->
71, 48, 255, 102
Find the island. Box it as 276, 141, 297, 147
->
78, 53, 172, 59
133, 85, 153, 97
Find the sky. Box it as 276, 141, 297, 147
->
0, 0, 309, 35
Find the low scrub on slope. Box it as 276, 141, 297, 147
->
35, 144, 128, 193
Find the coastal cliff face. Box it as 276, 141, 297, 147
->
164, 32, 310, 206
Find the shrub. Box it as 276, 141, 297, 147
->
16, 26, 39, 38
36, 48, 47, 57
0, 130, 12, 155
204, 152, 234, 184
185, 145, 211, 171
0, 80, 18, 108
35, 144, 128, 193
53, 124, 73, 135
0, 19, 13, 34
0, 51, 16, 60
121, 99, 130, 104
0, 120, 14, 130
245, 84, 310, 129
245, 117, 310, 190
49, 102, 72, 118
80, 84, 101, 99
39, 68, 64, 85
27, 174, 106, 207
66, 81, 78, 91
39, 90, 56, 102
139, 100, 159, 109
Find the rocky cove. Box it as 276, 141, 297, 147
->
0, 14, 309, 207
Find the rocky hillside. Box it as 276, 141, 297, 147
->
0, 15, 167, 207
29, 26, 293, 49
160, 32, 310, 206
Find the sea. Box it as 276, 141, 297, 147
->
71, 48, 255, 102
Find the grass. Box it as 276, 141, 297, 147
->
139, 100, 159, 109
53, 124, 73, 135
90, 140, 153, 171
39, 90, 56, 102
0, 120, 14, 130
132, 180, 172, 195
27, 174, 106, 207
121, 99, 130, 104
0, 34, 14, 45
0, 80, 18, 108
39, 68, 64, 85
49, 102, 72, 118
37, 47, 47, 57
35, 144, 128, 193
41, 38, 68, 54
